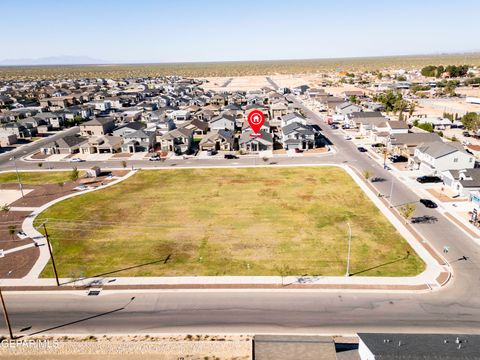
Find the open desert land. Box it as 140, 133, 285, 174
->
2, 53, 480, 80
33, 167, 425, 279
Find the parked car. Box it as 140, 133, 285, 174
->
357, 147, 367, 152
149, 156, 160, 161
420, 199, 438, 208
463, 131, 471, 137
69, 157, 84, 162
416, 176, 443, 184
73, 184, 89, 191
224, 154, 239, 159
295, 148, 304, 153
207, 150, 218, 156
389, 155, 408, 163
330, 124, 338, 129
344, 135, 352, 140
342, 124, 350, 129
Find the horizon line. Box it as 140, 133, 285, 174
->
1, 50, 480, 68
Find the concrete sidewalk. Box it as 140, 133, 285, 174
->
21, 170, 138, 279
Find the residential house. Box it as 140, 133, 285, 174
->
335, 102, 363, 116
112, 122, 145, 137
199, 130, 234, 151
0, 134, 17, 146
412, 141, 475, 173
41, 135, 88, 155
0, 123, 31, 138
158, 128, 193, 154
269, 101, 289, 119
80, 135, 123, 154
209, 114, 236, 132
442, 168, 480, 197
80, 117, 115, 137
345, 111, 385, 128
239, 131, 274, 152
282, 122, 317, 150
178, 119, 209, 137
122, 129, 156, 153
387, 121, 409, 134
388, 132, 443, 157
358, 333, 480, 360
280, 112, 307, 127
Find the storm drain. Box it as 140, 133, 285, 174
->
87, 289, 102, 296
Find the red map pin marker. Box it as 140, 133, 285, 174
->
247, 109, 265, 137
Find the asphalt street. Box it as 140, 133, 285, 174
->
1, 94, 480, 336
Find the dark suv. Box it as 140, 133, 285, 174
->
416, 176, 442, 184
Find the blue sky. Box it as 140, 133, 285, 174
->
1, 0, 478, 63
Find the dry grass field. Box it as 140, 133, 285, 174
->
34, 167, 424, 278
2, 53, 480, 80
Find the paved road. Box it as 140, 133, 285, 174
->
1, 96, 480, 336
0, 127, 79, 167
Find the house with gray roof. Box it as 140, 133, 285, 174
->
441, 168, 480, 197
280, 112, 307, 127
209, 114, 236, 132
199, 129, 234, 151
358, 333, 480, 360
157, 127, 193, 154
41, 135, 88, 155
122, 129, 156, 153
412, 141, 475, 173
388, 132, 442, 157
281, 122, 318, 150
239, 130, 273, 153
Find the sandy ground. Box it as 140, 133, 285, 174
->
0, 335, 251, 359
202, 76, 271, 91
415, 97, 480, 117
456, 87, 480, 98
0, 189, 34, 206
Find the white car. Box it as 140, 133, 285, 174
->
344, 135, 352, 140
69, 157, 84, 162
73, 184, 89, 191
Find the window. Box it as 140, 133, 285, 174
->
453, 158, 458, 163
470, 158, 473, 163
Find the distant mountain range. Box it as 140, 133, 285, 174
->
0, 56, 108, 66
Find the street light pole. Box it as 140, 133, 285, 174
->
346, 222, 352, 277
43, 223, 60, 286
10, 157, 24, 198
0, 287, 13, 339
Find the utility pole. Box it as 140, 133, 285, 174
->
43, 223, 60, 286
346, 222, 352, 277
10, 157, 24, 198
0, 287, 13, 339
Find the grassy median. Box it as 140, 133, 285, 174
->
35, 167, 425, 277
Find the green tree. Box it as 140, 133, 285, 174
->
70, 167, 79, 182
408, 102, 416, 117
376, 90, 403, 113
8, 225, 16, 240
362, 169, 372, 180
399, 204, 416, 223
462, 112, 480, 132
